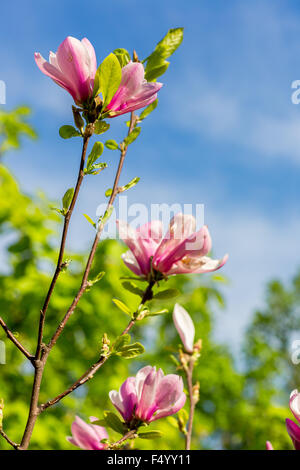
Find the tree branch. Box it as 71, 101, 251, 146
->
46, 113, 137, 352
40, 278, 155, 412
0, 428, 19, 450
0, 317, 34, 363
19, 133, 91, 450
185, 359, 196, 450
35, 134, 91, 359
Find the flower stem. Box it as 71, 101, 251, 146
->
184, 359, 196, 450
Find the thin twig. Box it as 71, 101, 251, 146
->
0, 317, 34, 363
46, 113, 137, 352
35, 135, 90, 359
19, 134, 91, 450
109, 429, 137, 448
0, 428, 19, 449
185, 359, 196, 450
40, 278, 155, 412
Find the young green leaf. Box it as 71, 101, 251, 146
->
122, 281, 144, 297
112, 298, 132, 316
155, 27, 184, 59
94, 120, 110, 135
147, 308, 169, 317
83, 213, 96, 228
118, 177, 140, 193
59, 125, 81, 139
116, 342, 145, 359
112, 334, 131, 352
145, 61, 169, 82
86, 142, 104, 170
153, 288, 180, 300
62, 188, 74, 210
85, 162, 107, 176
99, 206, 114, 225
124, 127, 141, 146
103, 411, 126, 434
105, 139, 119, 150
137, 430, 163, 439
105, 188, 113, 197
114, 48, 131, 68
144, 28, 184, 82
98, 53, 122, 108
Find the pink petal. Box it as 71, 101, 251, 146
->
81, 38, 97, 77
266, 441, 274, 450
173, 303, 195, 353
56, 36, 93, 103
151, 392, 186, 421
71, 416, 104, 450
120, 377, 138, 422
117, 220, 152, 275
290, 389, 300, 424
286, 418, 300, 450
168, 254, 228, 275
121, 251, 143, 276
106, 62, 145, 112
34, 52, 76, 99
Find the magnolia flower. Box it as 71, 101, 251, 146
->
266, 441, 274, 450
117, 213, 228, 279
286, 389, 300, 450
109, 366, 186, 424
173, 303, 195, 353
67, 415, 108, 450
35, 36, 97, 106
105, 62, 162, 117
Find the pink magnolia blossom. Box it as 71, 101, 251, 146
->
117, 213, 228, 279
105, 62, 162, 117
173, 303, 195, 353
109, 366, 186, 424
35, 36, 97, 106
286, 389, 300, 450
266, 441, 274, 450
67, 415, 108, 450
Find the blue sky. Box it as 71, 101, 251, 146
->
1, 0, 300, 351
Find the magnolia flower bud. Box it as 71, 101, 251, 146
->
173, 303, 195, 353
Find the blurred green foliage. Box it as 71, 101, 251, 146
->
0, 107, 298, 450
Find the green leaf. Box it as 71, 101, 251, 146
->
147, 308, 169, 317
59, 125, 81, 139
117, 342, 145, 358
153, 288, 180, 300
145, 61, 169, 82
114, 48, 131, 68
122, 281, 144, 297
86, 142, 104, 170
94, 121, 110, 135
83, 213, 96, 228
62, 188, 74, 210
99, 206, 114, 225
85, 162, 107, 176
105, 188, 113, 197
105, 139, 119, 150
137, 430, 163, 439
103, 411, 125, 434
144, 28, 183, 82
90, 271, 105, 284
113, 334, 131, 352
139, 100, 158, 121
118, 177, 140, 194
97, 53, 122, 108
124, 127, 141, 146
155, 27, 184, 59
112, 298, 132, 316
